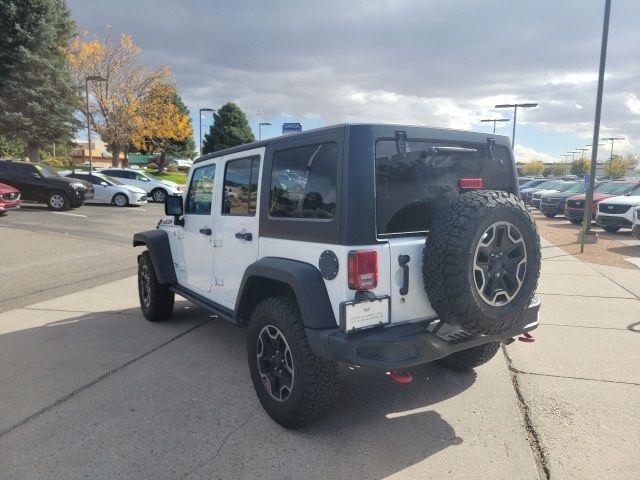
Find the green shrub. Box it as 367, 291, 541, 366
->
146, 162, 159, 171
41, 157, 71, 168
166, 164, 179, 173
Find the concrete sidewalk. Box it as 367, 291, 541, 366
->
506, 239, 640, 479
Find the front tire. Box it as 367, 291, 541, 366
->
569, 218, 583, 225
602, 225, 621, 233
47, 191, 69, 211
544, 213, 556, 218
112, 193, 129, 207
151, 188, 167, 203
138, 251, 174, 321
437, 341, 501, 371
247, 296, 338, 429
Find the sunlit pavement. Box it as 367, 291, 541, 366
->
0, 240, 638, 479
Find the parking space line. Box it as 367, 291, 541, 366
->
51, 212, 87, 218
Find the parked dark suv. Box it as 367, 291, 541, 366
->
0, 160, 93, 210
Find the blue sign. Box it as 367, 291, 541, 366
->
584, 174, 590, 184
282, 122, 302, 135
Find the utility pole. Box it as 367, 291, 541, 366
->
581, 0, 612, 253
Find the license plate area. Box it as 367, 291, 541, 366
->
340, 296, 390, 333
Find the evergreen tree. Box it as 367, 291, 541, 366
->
0, 0, 81, 162
163, 90, 196, 160
202, 102, 255, 154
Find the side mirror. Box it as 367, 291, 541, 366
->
31, 172, 41, 178
165, 195, 184, 226
100, 182, 108, 186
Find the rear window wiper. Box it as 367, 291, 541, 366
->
419, 146, 478, 157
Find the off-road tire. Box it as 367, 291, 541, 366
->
138, 250, 174, 321
47, 191, 70, 211
544, 213, 556, 218
423, 190, 541, 335
569, 218, 583, 225
602, 225, 620, 233
247, 296, 339, 429
151, 188, 167, 203
112, 193, 129, 207
436, 341, 501, 371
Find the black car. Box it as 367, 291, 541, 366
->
0, 160, 93, 210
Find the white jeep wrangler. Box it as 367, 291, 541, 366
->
134, 124, 541, 428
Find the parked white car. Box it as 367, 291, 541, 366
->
596, 185, 640, 232
99, 168, 182, 203
632, 205, 640, 239
65, 172, 147, 207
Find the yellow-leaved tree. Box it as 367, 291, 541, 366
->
522, 161, 545, 176
67, 31, 169, 166
131, 84, 193, 172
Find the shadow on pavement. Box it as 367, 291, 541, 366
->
0, 304, 475, 479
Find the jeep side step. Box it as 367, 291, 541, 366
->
171, 285, 239, 326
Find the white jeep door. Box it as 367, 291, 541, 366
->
211, 148, 263, 308
181, 160, 218, 293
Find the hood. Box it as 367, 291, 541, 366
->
52, 176, 92, 189
534, 189, 560, 196
0, 182, 19, 193
566, 193, 614, 202
160, 179, 180, 188
599, 195, 640, 206
542, 190, 583, 199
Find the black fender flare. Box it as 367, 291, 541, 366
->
236, 257, 337, 329
132, 230, 177, 285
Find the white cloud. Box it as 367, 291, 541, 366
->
514, 145, 558, 164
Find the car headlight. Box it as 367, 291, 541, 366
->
71, 182, 85, 189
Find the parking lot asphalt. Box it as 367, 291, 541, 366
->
0, 202, 165, 313
2, 205, 639, 479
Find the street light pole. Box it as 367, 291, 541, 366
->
85, 75, 108, 172
480, 118, 509, 134
258, 122, 272, 141
495, 103, 538, 149
581, 0, 612, 253
199, 108, 215, 157
576, 148, 589, 160
602, 136, 624, 176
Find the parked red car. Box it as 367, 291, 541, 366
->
0, 182, 21, 215
564, 180, 640, 224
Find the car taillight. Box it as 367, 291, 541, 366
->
348, 250, 378, 290
459, 178, 483, 189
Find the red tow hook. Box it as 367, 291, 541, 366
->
518, 332, 535, 343
388, 370, 413, 384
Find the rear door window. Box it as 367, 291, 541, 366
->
222, 156, 260, 216
269, 142, 337, 219
375, 138, 514, 234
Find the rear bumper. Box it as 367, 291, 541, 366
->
306, 297, 541, 369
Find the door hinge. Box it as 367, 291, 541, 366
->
213, 235, 222, 247
215, 275, 224, 286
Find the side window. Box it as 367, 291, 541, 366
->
222, 156, 260, 216
269, 143, 338, 219
186, 164, 216, 215
15, 164, 34, 177
135, 173, 148, 181
103, 170, 119, 178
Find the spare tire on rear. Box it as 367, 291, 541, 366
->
422, 190, 540, 335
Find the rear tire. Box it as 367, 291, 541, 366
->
47, 191, 69, 211
437, 341, 501, 371
602, 225, 621, 233
138, 251, 174, 321
247, 296, 338, 429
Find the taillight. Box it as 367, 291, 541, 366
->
459, 178, 484, 189
348, 250, 378, 290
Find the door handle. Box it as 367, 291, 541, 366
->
398, 254, 410, 295
235, 231, 253, 241
199, 227, 212, 236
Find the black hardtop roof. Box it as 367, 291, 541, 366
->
193, 123, 511, 164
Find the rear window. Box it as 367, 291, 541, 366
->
375, 138, 514, 234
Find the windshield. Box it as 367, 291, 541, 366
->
520, 179, 545, 189
35, 164, 60, 178
101, 174, 123, 186
143, 173, 157, 181
596, 182, 634, 195
560, 183, 587, 194
626, 185, 640, 196
558, 182, 580, 192
375, 138, 514, 234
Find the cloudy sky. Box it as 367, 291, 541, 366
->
67, 0, 640, 162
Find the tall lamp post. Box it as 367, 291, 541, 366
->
258, 122, 271, 141
581, 0, 612, 253
495, 102, 538, 149
199, 108, 215, 156
576, 148, 589, 160
85, 75, 108, 172
602, 136, 624, 176
480, 118, 509, 134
